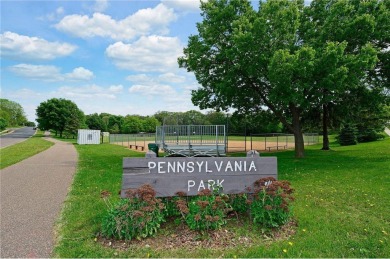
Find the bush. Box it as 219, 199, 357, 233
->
176, 189, 230, 232
101, 185, 165, 240
357, 127, 385, 142
229, 193, 249, 214
162, 195, 182, 218
337, 124, 357, 146
250, 177, 294, 228
0, 118, 8, 131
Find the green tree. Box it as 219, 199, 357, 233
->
36, 98, 85, 138
182, 110, 207, 125
179, 0, 309, 157
122, 115, 142, 134
86, 113, 106, 131
107, 115, 124, 133
179, 0, 379, 157
0, 99, 28, 126
205, 111, 227, 126
0, 117, 8, 131
300, 0, 386, 150
142, 116, 160, 133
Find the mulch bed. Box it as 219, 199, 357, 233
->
97, 219, 297, 252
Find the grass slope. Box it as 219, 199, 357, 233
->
0, 132, 54, 169
54, 139, 390, 258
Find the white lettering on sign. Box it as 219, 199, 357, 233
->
149, 160, 258, 174
148, 161, 156, 173
187, 179, 225, 192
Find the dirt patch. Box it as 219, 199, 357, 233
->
97, 219, 297, 252
227, 140, 295, 152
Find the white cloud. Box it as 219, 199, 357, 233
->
126, 72, 186, 84
92, 0, 109, 12
126, 74, 154, 84
55, 3, 177, 41
57, 84, 121, 99
158, 72, 186, 83
65, 67, 94, 81
9, 64, 94, 81
161, 0, 203, 12
9, 64, 62, 81
129, 84, 176, 96
108, 84, 123, 93
38, 6, 65, 21
0, 31, 76, 61
106, 35, 183, 72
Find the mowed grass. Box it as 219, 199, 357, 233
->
0, 131, 54, 169
54, 138, 390, 258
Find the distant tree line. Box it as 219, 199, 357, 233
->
34, 98, 286, 136
35, 97, 388, 145
84, 110, 285, 135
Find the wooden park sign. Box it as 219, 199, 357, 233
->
121, 151, 277, 197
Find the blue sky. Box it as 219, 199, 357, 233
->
1, 0, 313, 122
1, 0, 207, 122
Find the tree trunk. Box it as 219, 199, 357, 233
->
291, 105, 305, 158
322, 103, 330, 150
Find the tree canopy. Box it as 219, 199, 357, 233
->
179, 0, 387, 157
0, 99, 28, 129
36, 98, 85, 138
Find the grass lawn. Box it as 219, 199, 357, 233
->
54, 138, 390, 258
0, 131, 54, 169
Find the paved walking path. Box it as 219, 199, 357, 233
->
0, 137, 77, 258
385, 127, 390, 136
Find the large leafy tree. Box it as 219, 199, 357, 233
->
300, 0, 389, 149
0, 98, 28, 127
179, 0, 379, 157
36, 98, 85, 138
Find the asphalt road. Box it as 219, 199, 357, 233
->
0, 127, 36, 148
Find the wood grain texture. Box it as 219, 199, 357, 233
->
121, 156, 277, 197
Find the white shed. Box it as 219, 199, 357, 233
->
77, 129, 101, 145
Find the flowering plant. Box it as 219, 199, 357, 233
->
250, 177, 295, 228
176, 189, 230, 231
101, 184, 165, 240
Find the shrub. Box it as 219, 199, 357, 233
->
229, 193, 250, 214
357, 127, 385, 142
176, 189, 230, 232
101, 184, 165, 240
0, 118, 8, 131
251, 177, 294, 229
162, 194, 184, 218
337, 124, 357, 146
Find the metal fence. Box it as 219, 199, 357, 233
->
155, 125, 226, 145
109, 133, 155, 149
156, 125, 226, 156
109, 130, 319, 154
227, 133, 320, 153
